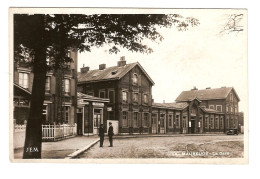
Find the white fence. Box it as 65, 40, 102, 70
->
42, 123, 77, 141
14, 124, 27, 149
13, 123, 77, 149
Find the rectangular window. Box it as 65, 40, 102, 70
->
122, 91, 128, 103
63, 79, 70, 94
42, 105, 48, 123
216, 105, 222, 112
19, 72, 29, 89
220, 117, 224, 129
108, 90, 115, 103
209, 105, 214, 110
168, 114, 173, 127
215, 117, 219, 129
210, 117, 214, 128
133, 112, 138, 127
231, 107, 233, 113
205, 116, 209, 128
226, 105, 229, 113
122, 111, 128, 127
133, 93, 138, 103
99, 90, 105, 98
182, 116, 187, 128
64, 106, 70, 124
45, 76, 51, 93
176, 114, 180, 128
152, 114, 157, 125
144, 94, 148, 104
160, 114, 165, 127
144, 113, 148, 126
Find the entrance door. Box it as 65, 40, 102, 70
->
93, 109, 102, 134
191, 120, 195, 133
77, 113, 83, 135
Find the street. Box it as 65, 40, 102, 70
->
77, 135, 244, 158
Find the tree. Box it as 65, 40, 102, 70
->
220, 14, 244, 35
14, 14, 199, 158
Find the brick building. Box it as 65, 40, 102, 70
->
13, 50, 78, 125
77, 57, 154, 134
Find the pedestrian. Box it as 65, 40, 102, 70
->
108, 122, 114, 147
98, 124, 105, 147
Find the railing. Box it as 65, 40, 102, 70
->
13, 123, 77, 149
42, 123, 77, 141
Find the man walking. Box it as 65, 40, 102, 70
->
108, 122, 114, 147
98, 124, 105, 147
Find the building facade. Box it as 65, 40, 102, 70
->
13, 50, 78, 125
77, 57, 154, 134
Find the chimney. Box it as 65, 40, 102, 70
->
191, 86, 198, 90
99, 64, 106, 70
206, 87, 211, 89
117, 56, 126, 67
81, 65, 90, 73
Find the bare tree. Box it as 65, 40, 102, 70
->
220, 14, 244, 35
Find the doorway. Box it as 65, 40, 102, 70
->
190, 119, 195, 133
93, 108, 102, 134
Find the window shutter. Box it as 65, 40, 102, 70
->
50, 76, 56, 94
70, 79, 75, 96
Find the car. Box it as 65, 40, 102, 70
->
227, 128, 239, 135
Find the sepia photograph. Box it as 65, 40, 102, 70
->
9, 8, 248, 164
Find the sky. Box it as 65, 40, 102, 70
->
77, 9, 248, 112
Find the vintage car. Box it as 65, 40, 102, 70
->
227, 128, 239, 135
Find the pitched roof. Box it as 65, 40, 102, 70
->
152, 102, 188, 110
78, 62, 155, 85
176, 87, 240, 102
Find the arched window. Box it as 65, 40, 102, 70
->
133, 74, 138, 85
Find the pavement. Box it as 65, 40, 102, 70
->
13, 133, 230, 159
13, 135, 99, 159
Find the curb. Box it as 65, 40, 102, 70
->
65, 139, 100, 159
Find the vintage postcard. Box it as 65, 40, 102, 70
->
9, 8, 248, 164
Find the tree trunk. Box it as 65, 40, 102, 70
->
23, 49, 47, 159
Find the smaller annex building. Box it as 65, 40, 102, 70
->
77, 92, 113, 135
152, 98, 225, 134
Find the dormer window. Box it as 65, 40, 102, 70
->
133, 74, 138, 85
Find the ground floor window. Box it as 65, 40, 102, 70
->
168, 114, 173, 127
175, 114, 180, 128
42, 105, 48, 123
205, 116, 209, 128
182, 116, 187, 128
94, 109, 101, 127
143, 113, 148, 127
219, 117, 223, 129
122, 111, 128, 127
215, 117, 219, 129
64, 106, 70, 124
152, 114, 157, 125
210, 117, 214, 129
133, 112, 138, 127
160, 114, 165, 128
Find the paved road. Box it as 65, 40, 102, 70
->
77, 135, 244, 158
